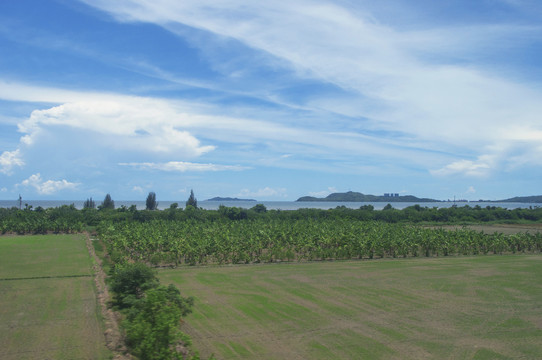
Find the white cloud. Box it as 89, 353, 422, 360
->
309, 186, 338, 198
20, 173, 79, 195
19, 99, 215, 156
466, 186, 476, 194
119, 161, 249, 172
1, 82, 402, 163
430, 155, 496, 178
80, 0, 542, 172
3, 1, 542, 183
0, 187, 7, 192
0, 149, 24, 175
132, 186, 144, 193
237, 187, 288, 198
0, 81, 473, 176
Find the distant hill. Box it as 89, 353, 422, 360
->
206, 197, 257, 202
498, 195, 542, 203
296, 191, 439, 202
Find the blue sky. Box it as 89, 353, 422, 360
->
1, 0, 542, 201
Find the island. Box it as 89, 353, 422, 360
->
498, 195, 542, 203
206, 197, 257, 202
296, 191, 439, 202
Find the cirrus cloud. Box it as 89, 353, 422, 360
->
119, 161, 249, 172
79, 0, 542, 174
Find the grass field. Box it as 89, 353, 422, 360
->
160, 255, 542, 360
0, 234, 110, 360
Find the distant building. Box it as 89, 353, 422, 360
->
384, 193, 390, 197
394, 193, 399, 197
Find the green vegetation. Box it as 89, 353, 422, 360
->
159, 255, 542, 359
109, 262, 159, 309
0, 234, 92, 278
83, 197, 96, 209
99, 193, 115, 210
186, 189, 198, 209
146, 192, 158, 211
0, 234, 110, 360
124, 285, 194, 360
499, 195, 542, 203
97, 218, 541, 266
108, 263, 197, 359
1, 195, 541, 359
3, 202, 542, 237
297, 190, 438, 202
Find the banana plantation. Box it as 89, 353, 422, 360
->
98, 218, 542, 266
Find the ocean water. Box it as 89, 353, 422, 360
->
0, 199, 539, 211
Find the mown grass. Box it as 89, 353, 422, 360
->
0, 234, 91, 279
0, 234, 110, 360
160, 255, 542, 360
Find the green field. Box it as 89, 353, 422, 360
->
160, 255, 542, 360
0, 234, 110, 360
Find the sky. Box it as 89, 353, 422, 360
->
1, 0, 542, 202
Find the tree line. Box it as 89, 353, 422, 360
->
2, 195, 542, 235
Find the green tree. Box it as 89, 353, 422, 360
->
99, 193, 115, 210
146, 192, 158, 211
186, 189, 198, 209
83, 197, 96, 209
109, 262, 159, 309
251, 203, 267, 213
123, 285, 194, 360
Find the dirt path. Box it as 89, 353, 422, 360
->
85, 233, 132, 360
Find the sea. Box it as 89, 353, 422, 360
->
0, 200, 540, 211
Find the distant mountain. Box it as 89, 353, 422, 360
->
296, 191, 439, 202
206, 197, 257, 202
498, 195, 542, 203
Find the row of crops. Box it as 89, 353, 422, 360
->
97, 219, 542, 266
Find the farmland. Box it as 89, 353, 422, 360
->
97, 219, 542, 266
94, 216, 542, 359
1, 205, 542, 359
159, 255, 542, 359
0, 234, 110, 360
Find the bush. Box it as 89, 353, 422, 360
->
124, 285, 194, 360
109, 262, 159, 309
